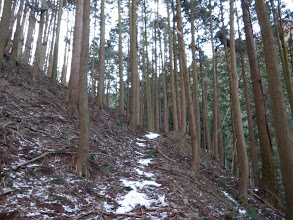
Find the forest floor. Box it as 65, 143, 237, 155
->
0, 62, 287, 219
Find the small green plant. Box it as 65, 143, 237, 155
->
89, 154, 97, 161
6, 180, 13, 188
19, 103, 26, 109
227, 206, 238, 219
105, 166, 113, 173
237, 194, 246, 205
125, 186, 133, 191
51, 178, 63, 184
115, 121, 123, 126
245, 207, 261, 220
144, 149, 158, 158
34, 168, 41, 174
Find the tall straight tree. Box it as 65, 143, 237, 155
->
129, 0, 138, 132
67, 0, 84, 116
51, 0, 63, 85
166, 0, 178, 131
229, 0, 248, 201
208, 0, 218, 159
118, 0, 124, 114
9, 0, 25, 65
75, 0, 90, 177
255, 0, 293, 218
31, 0, 47, 81
176, 0, 199, 172
142, 0, 154, 131
270, 0, 293, 118
24, 4, 36, 64
242, 0, 279, 197
0, 0, 12, 74
190, 0, 200, 146
96, 0, 106, 109
241, 0, 277, 192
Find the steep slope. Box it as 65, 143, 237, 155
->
0, 63, 286, 219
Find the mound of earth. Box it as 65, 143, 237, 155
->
0, 63, 285, 219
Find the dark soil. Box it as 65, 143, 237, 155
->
0, 62, 286, 219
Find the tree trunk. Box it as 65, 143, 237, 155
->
255, 0, 293, 218
17, 1, 29, 60
96, 0, 106, 109
51, 0, 63, 85
190, 0, 201, 146
166, 0, 178, 131
176, 0, 199, 172
66, 0, 83, 117
270, 0, 293, 119
159, 31, 169, 132
9, 0, 25, 65
0, 0, 12, 74
118, 0, 124, 114
236, 8, 260, 188
47, 14, 57, 76
129, 0, 138, 132
75, 0, 90, 178
230, 0, 248, 202
142, 0, 154, 131
241, 0, 278, 197
31, 0, 46, 81
209, 0, 218, 159
199, 49, 211, 154
40, 8, 55, 70
171, 0, 181, 131
24, 7, 36, 64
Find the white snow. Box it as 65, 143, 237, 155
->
145, 132, 160, 139
138, 158, 152, 166
135, 168, 154, 177
158, 194, 165, 205
222, 191, 247, 216
239, 209, 247, 215
116, 179, 161, 213
222, 191, 238, 205
136, 142, 146, 147
136, 138, 146, 142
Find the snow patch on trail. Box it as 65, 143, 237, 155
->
138, 158, 152, 166
116, 179, 161, 213
222, 191, 247, 216
135, 168, 154, 177
145, 132, 160, 139
136, 142, 146, 147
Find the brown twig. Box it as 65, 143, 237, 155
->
156, 147, 176, 163
12, 152, 51, 170
248, 189, 286, 217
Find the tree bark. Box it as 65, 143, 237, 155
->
230, 0, 248, 202
51, 0, 63, 85
24, 7, 36, 64
9, 0, 25, 65
31, 0, 47, 81
96, 0, 106, 109
209, 0, 218, 159
0, 0, 12, 74
255, 0, 293, 218
76, 0, 90, 178
118, 0, 124, 114
129, 0, 138, 132
241, 0, 278, 196
190, 0, 200, 146
159, 31, 169, 132
66, 0, 83, 117
176, 0, 199, 172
